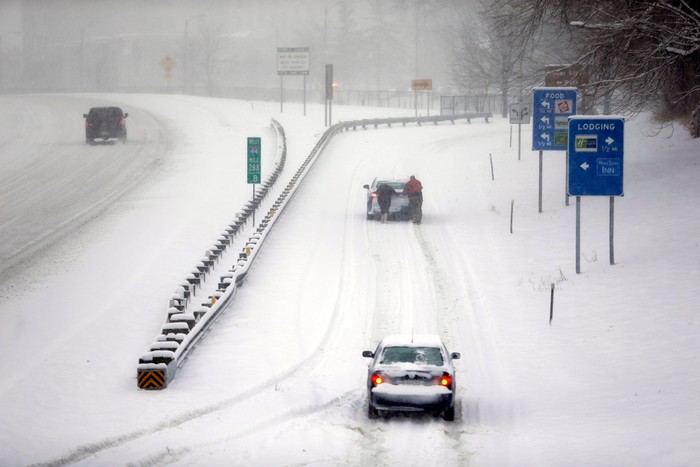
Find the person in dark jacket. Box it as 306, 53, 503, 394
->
404, 175, 423, 224
376, 183, 396, 223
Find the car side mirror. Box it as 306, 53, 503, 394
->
83, 114, 88, 118
450, 352, 461, 360
363, 184, 370, 189
362, 350, 374, 358
124, 113, 129, 118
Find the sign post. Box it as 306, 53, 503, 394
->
532, 87, 577, 212
159, 55, 177, 93
325, 64, 333, 126
509, 102, 531, 161
277, 47, 310, 114
568, 116, 625, 273
412, 79, 432, 117
247, 137, 261, 226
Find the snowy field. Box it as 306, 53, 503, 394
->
0, 94, 698, 466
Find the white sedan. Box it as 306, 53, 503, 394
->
362, 334, 461, 421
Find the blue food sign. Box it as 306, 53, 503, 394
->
568, 116, 624, 196
532, 87, 577, 151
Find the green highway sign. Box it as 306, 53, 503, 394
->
247, 137, 261, 184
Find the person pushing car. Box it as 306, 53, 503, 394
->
376, 183, 396, 223
405, 175, 423, 224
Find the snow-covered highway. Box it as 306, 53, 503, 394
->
0, 94, 699, 466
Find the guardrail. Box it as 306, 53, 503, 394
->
339, 112, 492, 131
136, 111, 490, 389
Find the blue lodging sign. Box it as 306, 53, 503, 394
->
532, 87, 577, 151
568, 116, 624, 196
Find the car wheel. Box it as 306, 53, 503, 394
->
368, 403, 379, 419
442, 405, 455, 422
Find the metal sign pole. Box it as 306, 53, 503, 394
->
325, 64, 333, 126
565, 150, 570, 206
610, 196, 615, 265
518, 120, 522, 161
576, 196, 581, 274
538, 150, 543, 213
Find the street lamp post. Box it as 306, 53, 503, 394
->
184, 14, 206, 95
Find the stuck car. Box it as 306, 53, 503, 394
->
362, 334, 460, 421
84, 106, 128, 144
363, 178, 411, 221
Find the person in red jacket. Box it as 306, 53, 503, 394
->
405, 175, 423, 224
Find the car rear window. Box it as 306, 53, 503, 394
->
378, 182, 406, 190
381, 346, 444, 365
88, 107, 123, 118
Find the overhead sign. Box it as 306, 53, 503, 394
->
277, 47, 310, 75
532, 87, 577, 151
509, 102, 531, 124
247, 137, 261, 184
411, 79, 432, 90
568, 116, 624, 196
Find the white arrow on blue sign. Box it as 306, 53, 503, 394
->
568, 116, 624, 196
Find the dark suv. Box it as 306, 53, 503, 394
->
83, 107, 128, 144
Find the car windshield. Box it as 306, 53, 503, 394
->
380, 346, 444, 365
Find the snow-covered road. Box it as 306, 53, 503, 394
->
0, 94, 698, 466
0, 95, 171, 280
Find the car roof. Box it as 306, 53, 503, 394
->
379, 334, 445, 348
88, 106, 124, 113
375, 178, 408, 183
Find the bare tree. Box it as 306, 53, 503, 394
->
485, 0, 700, 135
188, 19, 228, 97
451, 0, 550, 116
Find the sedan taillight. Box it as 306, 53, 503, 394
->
371, 372, 386, 386
438, 373, 453, 388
